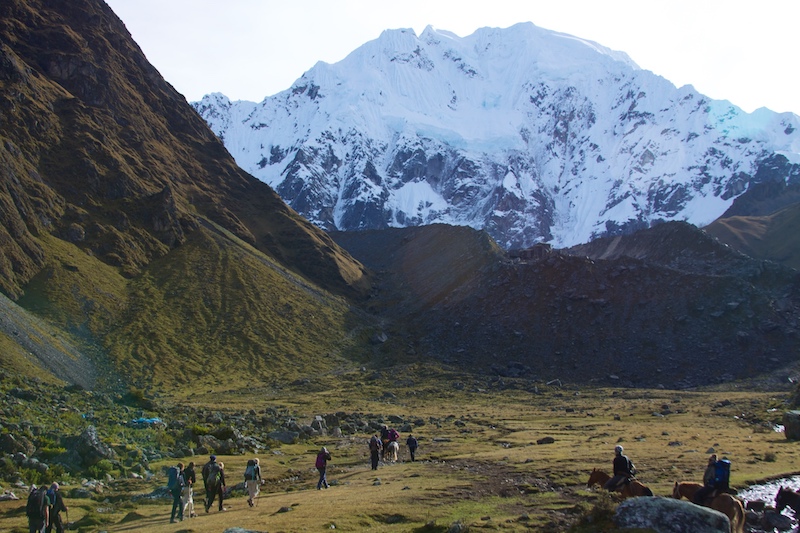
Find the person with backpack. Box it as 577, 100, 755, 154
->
603, 445, 636, 492
168, 462, 185, 523
204, 460, 226, 512
26, 484, 50, 533
406, 434, 419, 462
45, 483, 67, 533
201, 455, 219, 512
369, 434, 381, 470
316, 447, 331, 490
244, 457, 262, 507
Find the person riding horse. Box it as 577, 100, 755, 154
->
692, 454, 733, 504
604, 445, 637, 492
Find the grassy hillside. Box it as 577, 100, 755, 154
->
705, 203, 800, 270
107, 223, 371, 392
10, 223, 374, 392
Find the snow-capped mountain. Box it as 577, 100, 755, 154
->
193, 23, 800, 249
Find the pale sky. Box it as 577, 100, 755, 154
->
103, 0, 799, 114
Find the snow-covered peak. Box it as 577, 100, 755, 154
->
193, 24, 800, 249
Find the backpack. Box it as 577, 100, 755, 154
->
315, 452, 328, 469
713, 459, 731, 488
369, 437, 380, 451
206, 462, 221, 487
26, 488, 47, 521
244, 459, 256, 481
167, 466, 183, 489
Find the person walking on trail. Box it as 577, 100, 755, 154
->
45, 482, 68, 533
168, 462, 185, 523
202, 455, 225, 512
244, 457, 262, 507
369, 434, 381, 470
26, 484, 50, 533
603, 445, 636, 492
406, 434, 418, 462
181, 461, 197, 518
204, 461, 227, 512
380, 425, 390, 460
316, 447, 331, 489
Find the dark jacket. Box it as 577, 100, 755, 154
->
183, 466, 196, 486
613, 454, 634, 477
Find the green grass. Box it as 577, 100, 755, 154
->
0, 368, 793, 532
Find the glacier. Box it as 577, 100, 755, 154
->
193, 22, 800, 249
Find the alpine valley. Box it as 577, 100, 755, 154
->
193, 23, 800, 250
4, 1, 800, 532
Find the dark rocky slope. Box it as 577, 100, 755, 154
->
333, 222, 800, 389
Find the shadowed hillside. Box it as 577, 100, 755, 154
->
0, 0, 371, 389
333, 222, 800, 389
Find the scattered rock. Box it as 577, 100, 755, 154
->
615, 497, 730, 533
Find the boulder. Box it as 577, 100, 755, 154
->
0, 434, 35, 456
268, 431, 299, 444
75, 426, 116, 467
782, 411, 800, 440
614, 496, 730, 533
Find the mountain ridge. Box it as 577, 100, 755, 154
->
194, 23, 800, 250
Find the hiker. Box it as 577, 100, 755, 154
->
380, 425, 390, 460
204, 460, 226, 512
181, 461, 197, 518
26, 484, 50, 533
168, 462, 185, 523
45, 483, 67, 533
244, 457, 262, 507
369, 434, 381, 470
201, 455, 220, 512
316, 447, 331, 489
406, 434, 418, 462
183, 461, 197, 486
603, 445, 636, 492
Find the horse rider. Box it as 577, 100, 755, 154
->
603, 445, 636, 492
692, 454, 718, 504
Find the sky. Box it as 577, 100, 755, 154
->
103, 0, 799, 115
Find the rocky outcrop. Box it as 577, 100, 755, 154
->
782, 411, 800, 440
614, 497, 730, 533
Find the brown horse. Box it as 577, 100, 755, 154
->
672, 481, 744, 533
587, 468, 653, 498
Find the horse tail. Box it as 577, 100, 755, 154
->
643, 486, 653, 497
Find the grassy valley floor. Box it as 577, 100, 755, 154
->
0, 370, 795, 532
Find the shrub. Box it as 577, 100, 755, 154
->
87, 459, 114, 479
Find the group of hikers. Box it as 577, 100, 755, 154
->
25, 482, 67, 533
604, 445, 732, 503
25, 427, 414, 530
160, 426, 417, 522
165, 454, 263, 522
368, 425, 418, 470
